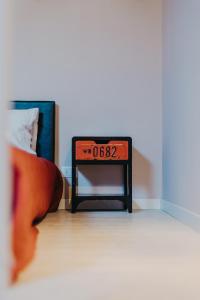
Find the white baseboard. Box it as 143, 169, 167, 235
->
58, 198, 161, 210
161, 200, 200, 231
58, 198, 66, 210
133, 198, 160, 210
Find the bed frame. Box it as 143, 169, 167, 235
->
12, 101, 55, 162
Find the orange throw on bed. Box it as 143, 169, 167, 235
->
11, 147, 63, 282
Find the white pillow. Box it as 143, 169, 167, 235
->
8, 108, 39, 155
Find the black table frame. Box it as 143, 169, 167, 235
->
71, 136, 132, 213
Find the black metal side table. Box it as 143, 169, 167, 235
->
71, 136, 132, 213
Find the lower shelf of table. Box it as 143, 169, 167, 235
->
73, 195, 130, 201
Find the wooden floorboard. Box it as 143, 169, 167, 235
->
18, 210, 200, 292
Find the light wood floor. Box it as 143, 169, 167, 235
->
17, 210, 200, 299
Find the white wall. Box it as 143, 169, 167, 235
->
11, 0, 162, 202
163, 0, 200, 215
0, 0, 12, 290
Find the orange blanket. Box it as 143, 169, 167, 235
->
11, 147, 63, 281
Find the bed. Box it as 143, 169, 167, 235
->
10, 101, 63, 282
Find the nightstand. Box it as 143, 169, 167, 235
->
71, 136, 132, 213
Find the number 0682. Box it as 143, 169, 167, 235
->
92, 146, 117, 158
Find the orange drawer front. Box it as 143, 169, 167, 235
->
76, 141, 129, 161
